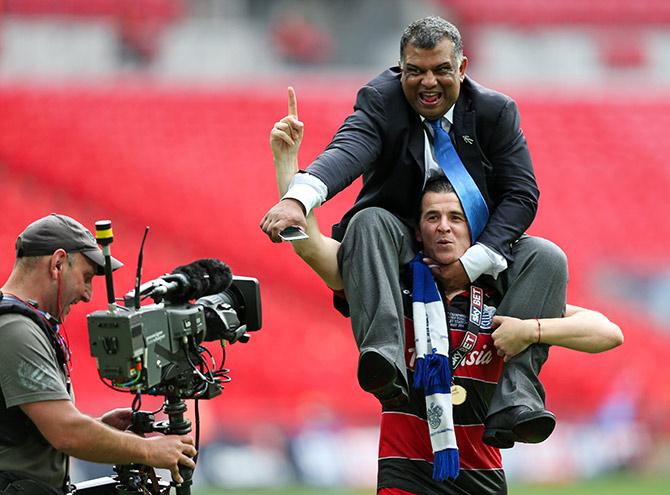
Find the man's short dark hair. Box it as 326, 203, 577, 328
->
400, 16, 463, 63
424, 177, 456, 196
417, 177, 457, 221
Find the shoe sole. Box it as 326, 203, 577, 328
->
482, 429, 515, 449
513, 414, 556, 443
482, 411, 556, 449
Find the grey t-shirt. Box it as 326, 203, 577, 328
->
0, 313, 72, 488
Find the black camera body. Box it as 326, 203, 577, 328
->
88, 268, 261, 398
83, 224, 262, 495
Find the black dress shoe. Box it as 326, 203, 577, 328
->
482, 405, 556, 449
357, 350, 408, 407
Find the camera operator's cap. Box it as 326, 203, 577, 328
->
16, 213, 123, 275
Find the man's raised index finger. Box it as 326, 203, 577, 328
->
287, 86, 298, 118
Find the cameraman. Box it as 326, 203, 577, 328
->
0, 214, 196, 494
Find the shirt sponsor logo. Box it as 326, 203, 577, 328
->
463, 331, 477, 350
459, 344, 494, 367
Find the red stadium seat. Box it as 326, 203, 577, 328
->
0, 83, 667, 427
444, 0, 670, 25
2, 0, 184, 22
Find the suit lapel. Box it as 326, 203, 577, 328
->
452, 97, 478, 164
408, 112, 426, 175
452, 95, 487, 186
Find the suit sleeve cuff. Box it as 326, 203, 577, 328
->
460, 243, 508, 282
282, 173, 328, 215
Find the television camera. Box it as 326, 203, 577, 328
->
80, 221, 261, 495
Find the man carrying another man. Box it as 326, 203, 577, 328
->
261, 16, 567, 448
0, 214, 196, 494
268, 103, 623, 493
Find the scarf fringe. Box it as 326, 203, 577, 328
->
413, 353, 451, 393
425, 353, 451, 394
413, 356, 426, 389
433, 448, 460, 480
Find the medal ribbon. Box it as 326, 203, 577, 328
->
449, 285, 485, 374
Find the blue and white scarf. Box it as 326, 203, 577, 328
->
410, 253, 459, 481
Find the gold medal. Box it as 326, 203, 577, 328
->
451, 384, 467, 405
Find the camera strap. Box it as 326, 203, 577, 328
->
0, 293, 73, 492
0, 292, 70, 372
0, 292, 70, 445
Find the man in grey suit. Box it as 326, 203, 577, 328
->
261, 16, 567, 449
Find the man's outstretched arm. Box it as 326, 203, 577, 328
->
266, 87, 343, 289
491, 304, 623, 362
261, 83, 386, 243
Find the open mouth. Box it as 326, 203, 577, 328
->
419, 92, 442, 106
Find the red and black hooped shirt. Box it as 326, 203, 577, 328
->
377, 284, 507, 495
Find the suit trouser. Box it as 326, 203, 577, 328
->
338, 207, 568, 416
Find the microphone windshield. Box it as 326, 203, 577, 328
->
169, 259, 233, 301
195, 259, 233, 294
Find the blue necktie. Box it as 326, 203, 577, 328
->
428, 119, 489, 242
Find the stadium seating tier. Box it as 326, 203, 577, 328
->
0, 83, 667, 429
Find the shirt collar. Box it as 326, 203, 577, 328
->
419, 104, 455, 127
